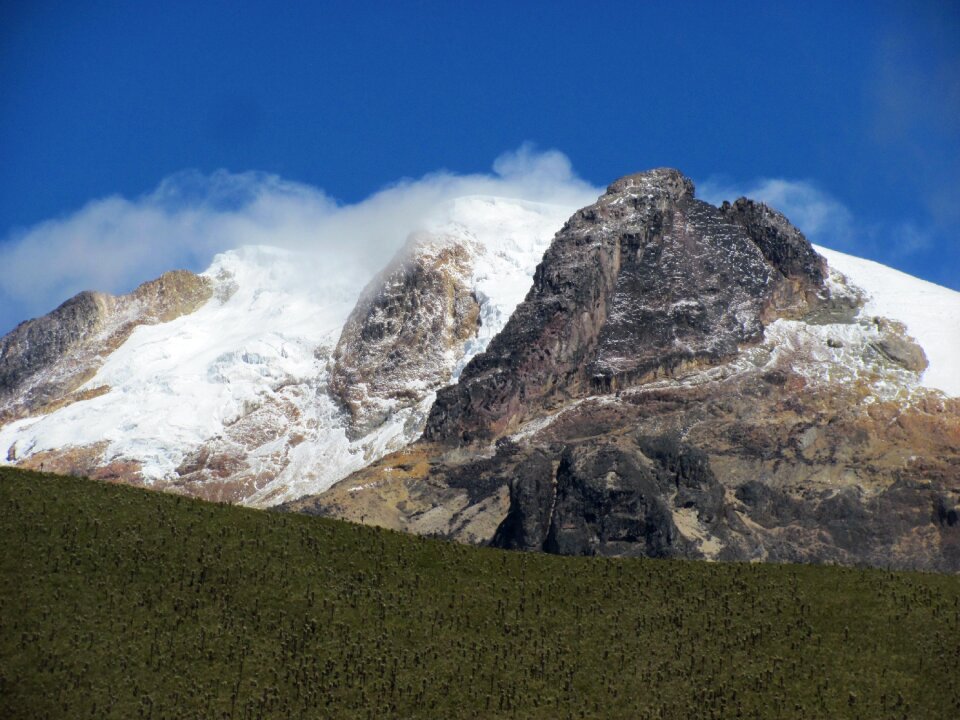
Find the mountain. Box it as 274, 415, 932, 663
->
285, 170, 960, 571
2, 169, 958, 569
0, 197, 574, 504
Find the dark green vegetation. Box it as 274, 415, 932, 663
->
2, 468, 959, 719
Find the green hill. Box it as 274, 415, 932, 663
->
1, 467, 958, 719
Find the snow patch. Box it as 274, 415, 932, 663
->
815, 245, 960, 396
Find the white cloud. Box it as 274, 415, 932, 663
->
698, 177, 858, 249
697, 176, 933, 261
0, 146, 600, 333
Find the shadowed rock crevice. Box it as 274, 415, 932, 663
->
492, 435, 728, 559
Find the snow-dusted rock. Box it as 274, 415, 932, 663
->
0, 196, 576, 506
294, 169, 960, 572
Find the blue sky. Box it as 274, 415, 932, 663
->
1, 0, 958, 333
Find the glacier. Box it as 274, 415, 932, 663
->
0, 196, 577, 506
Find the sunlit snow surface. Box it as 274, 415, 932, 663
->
0, 196, 572, 505
814, 245, 960, 397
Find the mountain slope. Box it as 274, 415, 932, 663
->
0, 270, 212, 427
289, 169, 960, 571
4, 467, 959, 719
0, 197, 576, 505
814, 245, 959, 396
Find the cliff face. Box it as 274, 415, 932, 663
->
423, 169, 826, 445
330, 236, 480, 440
289, 169, 960, 572
0, 291, 115, 407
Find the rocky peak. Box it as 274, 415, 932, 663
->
423, 169, 827, 445
719, 198, 827, 287
0, 270, 212, 424
330, 234, 480, 439
0, 291, 115, 403
604, 167, 695, 201
131, 269, 218, 323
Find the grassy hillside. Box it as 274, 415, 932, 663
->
1, 468, 958, 719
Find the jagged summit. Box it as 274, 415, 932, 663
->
720, 197, 826, 286
603, 167, 695, 200
424, 168, 828, 444
292, 169, 960, 572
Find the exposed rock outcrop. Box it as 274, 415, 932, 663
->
493, 434, 727, 558
719, 198, 826, 286
291, 169, 960, 572
0, 291, 115, 405
330, 236, 480, 439
422, 169, 826, 445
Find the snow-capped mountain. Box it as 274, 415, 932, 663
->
2, 169, 958, 569
287, 170, 960, 571
0, 196, 575, 505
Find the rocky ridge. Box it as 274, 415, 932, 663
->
422, 169, 827, 444
330, 234, 480, 440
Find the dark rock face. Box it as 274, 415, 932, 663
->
283, 168, 960, 572
494, 434, 726, 558
489, 450, 556, 551
330, 237, 480, 439
719, 198, 826, 286
424, 169, 826, 445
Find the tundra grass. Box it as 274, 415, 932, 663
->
1, 467, 958, 719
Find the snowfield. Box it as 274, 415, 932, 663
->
814, 245, 960, 397
0, 196, 575, 505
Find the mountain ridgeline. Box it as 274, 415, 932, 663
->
1, 169, 958, 571
422, 170, 828, 443
288, 170, 960, 572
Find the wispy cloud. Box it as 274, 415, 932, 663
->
0, 144, 600, 333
